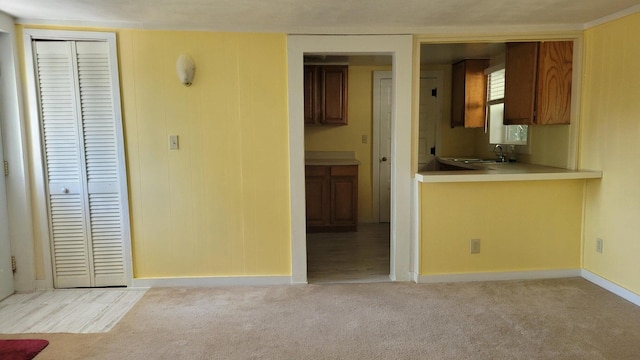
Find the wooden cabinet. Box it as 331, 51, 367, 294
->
305, 165, 358, 232
451, 59, 489, 128
304, 65, 348, 125
305, 166, 330, 227
504, 41, 573, 125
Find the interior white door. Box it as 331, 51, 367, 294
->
0, 123, 14, 300
378, 77, 392, 223
34, 40, 127, 288
418, 74, 441, 169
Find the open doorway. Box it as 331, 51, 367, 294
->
303, 55, 392, 283
287, 35, 414, 284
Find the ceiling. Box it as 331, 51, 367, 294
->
1, 0, 639, 33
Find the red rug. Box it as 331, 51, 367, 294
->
0, 339, 49, 360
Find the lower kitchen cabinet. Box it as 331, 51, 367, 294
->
305, 165, 358, 232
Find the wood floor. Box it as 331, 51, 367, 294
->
0, 288, 146, 334
306, 223, 390, 283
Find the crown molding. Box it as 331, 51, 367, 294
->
584, 4, 640, 29
13, 5, 640, 37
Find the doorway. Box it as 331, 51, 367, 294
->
287, 35, 415, 284
305, 58, 392, 283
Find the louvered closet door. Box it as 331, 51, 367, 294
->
35, 40, 126, 288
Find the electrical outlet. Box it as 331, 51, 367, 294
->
470, 239, 481, 254
362, 135, 368, 144
596, 238, 603, 253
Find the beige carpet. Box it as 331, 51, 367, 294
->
2, 278, 640, 359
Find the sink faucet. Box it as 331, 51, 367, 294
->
494, 144, 506, 162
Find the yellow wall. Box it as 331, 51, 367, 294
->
581, 13, 640, 294
420, 180, 583, 274
20, 27, 292, 278
121, 30, 291, 278
304, 65, 390, 223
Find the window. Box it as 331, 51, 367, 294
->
486, 66, 528, 145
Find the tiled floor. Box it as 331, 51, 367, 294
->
306, 223, 391, 283
0, 288, 146, 334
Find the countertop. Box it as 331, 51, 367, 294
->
305, 151, 361, 166
416, 157, 602, 183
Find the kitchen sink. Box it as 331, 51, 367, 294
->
452, 158, 502, 164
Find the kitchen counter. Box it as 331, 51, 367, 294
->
305, 151, 361, 166
416, 157, 602, 183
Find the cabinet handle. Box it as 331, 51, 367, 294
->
61, 187, 69, 194
381, 157, 388, 162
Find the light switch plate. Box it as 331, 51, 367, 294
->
169, 135, 179, 150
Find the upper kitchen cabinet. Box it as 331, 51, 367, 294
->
504, 41, 573, 125
304, 65, 348, 125
451, 59, 490, 128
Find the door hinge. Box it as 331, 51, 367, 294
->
11, 256, 16, 273
3, 161, 7, 176
431, 88, 438, 97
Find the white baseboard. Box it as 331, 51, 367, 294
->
34, 279, 52, 291
418, 269, 581, 283
581, 270, 640, 307
131, 276, 291, 288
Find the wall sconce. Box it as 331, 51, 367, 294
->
176, 55, 196, 87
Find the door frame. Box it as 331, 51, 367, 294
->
0, 120, 14, 299
287, 35, 414, 283
372, 70, 392, 224
23, 29, 133, 289
0, 18, 35, 293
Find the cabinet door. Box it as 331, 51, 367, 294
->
305, 166, 330, 226
319, 66, 348, 125
330, 166, 358, 226
451, 59, 489, 128
303, 65, 317, 124
535, 41, 572, 125
504, 42, 539, 125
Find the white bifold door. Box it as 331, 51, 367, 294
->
33, 40, 129, 288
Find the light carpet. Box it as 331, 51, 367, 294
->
0, 288, 146, 334
2, 278, 640, 359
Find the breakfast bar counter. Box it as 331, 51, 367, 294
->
416, 157, 602, 183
